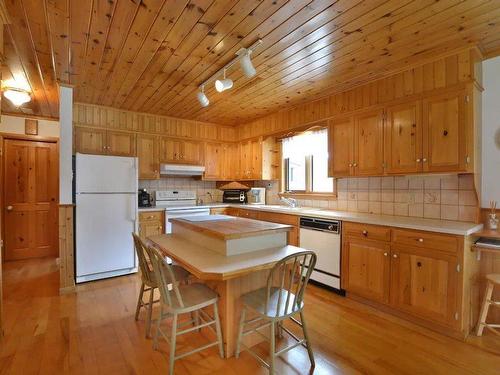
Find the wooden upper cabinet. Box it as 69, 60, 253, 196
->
222, 143, 239, 180
160, 137, 179, 163
182, 140, 202, 164
328, 117, 354, 177
422, 90, 467, 172
384, 101, 422, 174
160, 138, 202, 165
391, 246, 459, 327
342, 237, 391, 304
74, 127, 107, 155
137, 134, 159, 179
107, 131, 136, 157
354, 109, 384, 176
204, 142, 222, 180
250, 138, 263, 179
239, 140, 252, 179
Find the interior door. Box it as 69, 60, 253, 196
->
328, 117, 354, 177
4, 139, 58, 260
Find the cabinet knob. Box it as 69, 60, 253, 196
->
393, 254, 398, 258
417, 238, 424, 242
383, 252, 388, 257
158, 226, 162, 231
348, 163, 353, 167
422, 158, 427, 162
362, 230, 368, 236
416, 158, 421, 163
6, 205, 13, 211
353, 162, 357, 167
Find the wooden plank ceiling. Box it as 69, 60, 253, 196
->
2, 0, 500, 124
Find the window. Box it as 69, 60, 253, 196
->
283, 128, 333, 193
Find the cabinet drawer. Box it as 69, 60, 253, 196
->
210, 207, 228, 215
258, 211, 299, 226
139, 211, 164, 222
392, 229, 459, 254
238, 209, 260, 220
343, 222, 391, 242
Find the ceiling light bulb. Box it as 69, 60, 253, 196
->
215, 78, 233, 92
197, 89, 209, 107
240, 52, 256, 78
3, 88, 31, 106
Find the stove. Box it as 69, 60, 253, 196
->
155, 190, 210, 233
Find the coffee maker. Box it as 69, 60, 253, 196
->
138, 189, 152, 207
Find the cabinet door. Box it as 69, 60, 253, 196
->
137, 135, 159, 179
250, 138, 262, 179
391, 246, 459, 327
354, 109, 384, 176
239, 141, 251, 179
342, 237, 391, 304
222, 143, 238, 180
139, 220, 163, 239
422, 90, 466, 172
204, 142, 222, 179
159, 138, 181, 163
237, 209, 260, 220
384, 102, 422, 174
181, 140, 202, 164
74, 127, 107, 155
107, 131, 136, 156
328, 118, 354, 177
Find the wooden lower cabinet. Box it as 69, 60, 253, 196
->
138, 211, 165, 239
342, 222, 465, 336
390, 246, 459, 328
342, 237, 391, 304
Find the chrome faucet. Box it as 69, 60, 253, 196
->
280, 196, 298, 208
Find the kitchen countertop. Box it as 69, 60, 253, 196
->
139, 203, 483, 236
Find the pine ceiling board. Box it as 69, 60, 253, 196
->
45, 0, 70, 84
110, 0, 209, 109
4, 2, 53, 117
149, 0, 336, 115
94, 0, 169, 106
126, 0, 269, 112
68, 0, 93, 87
114, 0, 233, 110
191, 0, 496, 121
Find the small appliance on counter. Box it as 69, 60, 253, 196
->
138, 189, 152, 207
248, 187, 266, 205
222, 189, 247, 204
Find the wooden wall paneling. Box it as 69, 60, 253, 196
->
68, 1, 93, 87
58, 205, 75, 293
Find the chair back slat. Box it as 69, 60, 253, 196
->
146, 245, 185, 309
266, 251, 316, 317
132, 233, 156, 285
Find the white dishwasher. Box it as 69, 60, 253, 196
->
299, 217, 343, 293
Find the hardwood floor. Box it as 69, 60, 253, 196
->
0, 258, 498, 374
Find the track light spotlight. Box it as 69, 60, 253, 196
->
197, 86, 209, 107
240, 50, 256, 78
215, 70, 233, 92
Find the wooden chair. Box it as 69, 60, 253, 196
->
235, 251, 317, 374
132, 233, 190, 338
476, 273, 500, 336
146, 245, 224, 375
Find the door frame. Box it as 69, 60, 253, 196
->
0, 132, 60, 261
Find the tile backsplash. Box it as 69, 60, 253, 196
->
139, 178, 223, 204
264, 174, 478, 222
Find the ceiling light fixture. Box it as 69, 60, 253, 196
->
196, 39, 263, 107
3, 88, 31, 107
197, 85, 209, 107
215, 70, 233, 92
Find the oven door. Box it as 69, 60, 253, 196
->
166, 207, 211, 233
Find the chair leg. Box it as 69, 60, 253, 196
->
145, 287, 155, 338
476, 280, 495, 336
269, 321, 276, 375
169, 313, 178, 375
135, 282, 145, 321
235, 307, 246, 358
300, 311, 315, 368
153, 304, 163, 350
213, 302, 225, 359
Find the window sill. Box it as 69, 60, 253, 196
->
279, 192, 337, 200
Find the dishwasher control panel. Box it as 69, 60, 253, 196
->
300, 217, 340, 234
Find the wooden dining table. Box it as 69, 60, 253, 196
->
146, 232, 306, 358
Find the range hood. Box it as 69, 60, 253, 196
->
160, 164, 205, 176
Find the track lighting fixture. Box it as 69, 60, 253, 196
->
215, 70, 233, 92
239, 49, 256, 78
196, 39, 263, 107
197, 85, 209, 107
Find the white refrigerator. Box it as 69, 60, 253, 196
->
75, 153, 138, 283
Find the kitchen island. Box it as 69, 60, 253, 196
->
146, 215, 301, 357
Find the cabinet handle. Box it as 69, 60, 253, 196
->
348, 163, 353, 167
158, 226, 162, 231
6, 205, 13, 211
353, 162, 357, 167
417, 238, 424, 242
393, 254, 398, 258
383, 252, 388, 257
422, 158, 427, 162
416, 158, 421, 163
362, 230, 368, 236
